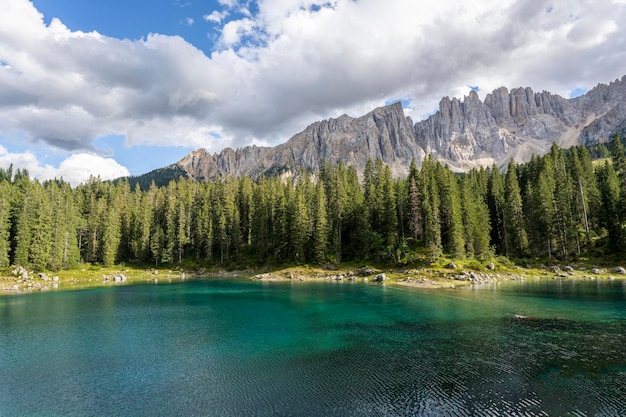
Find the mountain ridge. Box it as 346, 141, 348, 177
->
137, 75, 626, 184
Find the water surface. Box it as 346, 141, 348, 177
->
2, 279, 626, 416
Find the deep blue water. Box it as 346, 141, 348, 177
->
2, 278, 626, 416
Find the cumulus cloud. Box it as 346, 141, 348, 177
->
0, 0, 625, 157
0, 145, 130, 186
56, 153, 131, 186
204, 10, 229, 24
219, 18, 256, 47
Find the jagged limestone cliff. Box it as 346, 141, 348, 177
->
169, 75, 626, 180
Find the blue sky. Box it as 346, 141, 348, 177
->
1, 0, 626, 185
34, 0, 230, 55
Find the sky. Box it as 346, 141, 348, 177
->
1, 0, 625, 186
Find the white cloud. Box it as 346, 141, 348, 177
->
185, 17, 194, 26
0, 0, 625, 159
0, 145, 57, 181
0, 145, 129, 186
57, 153, 130, 186
204, 10, 229, 24
218, 0, 240, 8
219, 18, 256, 47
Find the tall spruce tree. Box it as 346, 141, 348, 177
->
0, 181, 13, 268
311, 180, 329, 263
597, 160, 623, 252
437, 165, 465, 258
420, 156, 442, 260
487, 165, 506, 255
504, 160, 528, 257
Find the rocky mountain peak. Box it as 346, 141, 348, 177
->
159, 75, 626, 181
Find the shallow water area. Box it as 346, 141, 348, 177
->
1, 278, 626, 416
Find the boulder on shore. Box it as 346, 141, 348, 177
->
112, 273, 127, 283
613, 266, 626, 274
373, 273, 386, 282
361, 268, 375, 276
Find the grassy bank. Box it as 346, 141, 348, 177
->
3, 257, 626, 295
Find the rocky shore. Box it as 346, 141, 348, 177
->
3, 262, 626, 295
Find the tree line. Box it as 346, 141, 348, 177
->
0, 134, 625, 272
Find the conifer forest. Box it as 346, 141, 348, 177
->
1, 135, 625, 272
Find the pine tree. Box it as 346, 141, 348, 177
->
610, 132, 626, 234
487, 165, 506, 255
269, 180, 288, 261
378, 164, 398, 260
535, 168, 556, 257
287, 179, 309, 262
461, 175, 491, 259
311, 180, 329, 263
437, 165, 464, 258
192, 184, 213, 262
13, 180, 34, 267
250, 177, 271, 260
504, 160, 528, 257
407, 170, 423, 241
549, 144, 577, 257
27, 182, 52, 271
101, 199, 121, 267
420, 156, 442, 260
0, 181, 13, 268
342, 165, 366, 260
237, 176, 254, 247
597, 161, 623, 252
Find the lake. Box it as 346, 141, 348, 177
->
2, 278, 626, 416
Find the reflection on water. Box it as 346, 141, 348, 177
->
1, 279, 626, 416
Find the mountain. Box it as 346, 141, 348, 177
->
134, 75, 626, 184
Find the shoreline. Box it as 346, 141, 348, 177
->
4, 262, 624, 296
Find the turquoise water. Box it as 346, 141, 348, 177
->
1, 279, 626, 416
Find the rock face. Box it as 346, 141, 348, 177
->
169, 75, 626, 179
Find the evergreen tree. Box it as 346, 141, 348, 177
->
610, 132, 626, 234
250, 177, 271, 260
549, 144, 578, 257
420, 156, 442, 260
12, 180, 34, 267
342, 165, 366, 260
46, 181, 80, 271
288, 179, 309, 262
504, 160, 528, 257
0, 181, 13, 268
101, 191, 121, 267
311, 180, 329, 263
487, 165, 506, 255
437, 165, 464, 258
192, 184, 213, 262
461, 175, 491, 259
597, 161, 622, 252
379, 164, 398, 260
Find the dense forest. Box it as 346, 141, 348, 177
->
1, 134, 625, 272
